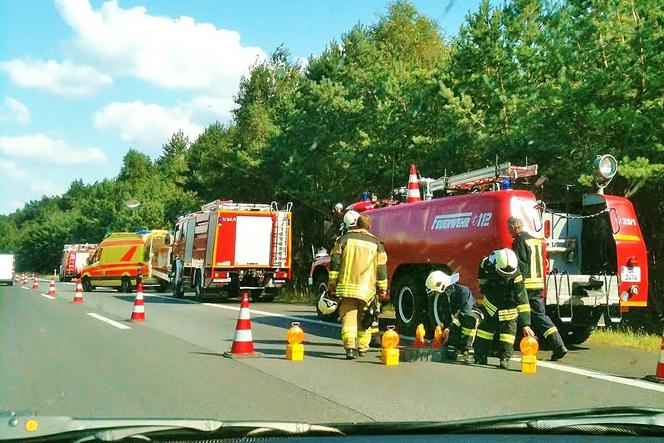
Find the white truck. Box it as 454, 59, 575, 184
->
0, 254, 15, 286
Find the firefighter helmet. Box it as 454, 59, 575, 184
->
317, 293, 338, 315
493, 248, 518, 277
343, 210, 360, 229
425, 270, 460, 293
334, 202, 344, 213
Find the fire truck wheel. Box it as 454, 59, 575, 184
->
257, 288, 276, 302
560, 324, 595, 345
394, 273, 428, 336
82, 276, 93, 292
194, 270, 206, 301
173, 281, 184, 298
120, 277, 133, 293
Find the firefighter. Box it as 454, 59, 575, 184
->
507, 217, 568, 360
328, 212, 388, 360
474, 248, 535, 369
425, 270, 483, 364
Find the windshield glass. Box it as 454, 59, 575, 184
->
1, 0, 663, 436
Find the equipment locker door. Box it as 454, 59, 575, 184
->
234, 216, 272, 266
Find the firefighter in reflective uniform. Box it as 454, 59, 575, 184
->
328, 213, 388, 360
474, 248, 535, 369
507, 217, 568, 361
425, 270, 483, 364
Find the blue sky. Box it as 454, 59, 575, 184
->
0, 0, 489, 215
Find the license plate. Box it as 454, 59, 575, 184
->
620, 266, 640, 282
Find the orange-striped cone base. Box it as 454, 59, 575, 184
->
47, 279, 56, 296
22, 274, 28, 285
32, 275, 39, 289
130, 283, 145, 321
73, 279, 84, 303
406, 164, 421, 203
224, 292, 262, 358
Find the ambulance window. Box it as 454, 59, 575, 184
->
92, 249, 102, 262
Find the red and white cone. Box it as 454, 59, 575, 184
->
648, 334, 664, 383
22, 274, 28, 285
32, 274, 39, 290
47, 279, 56, 296
73, 279, 84, 303
406, 164, 421, 203
224, 292, 261, 358
130, 282, 145, 321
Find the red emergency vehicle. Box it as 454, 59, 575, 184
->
310, 159, 648, 344
171, 200, 293, 301
59, 244, 98, 282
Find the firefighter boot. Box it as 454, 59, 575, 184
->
474, 353, 488, 365
551, 345, 568, 361
346, 349, 358, 360
499, 358, 510, 370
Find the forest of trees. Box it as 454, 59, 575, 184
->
1, 1, 662, 306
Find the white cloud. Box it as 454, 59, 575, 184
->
29, 179, 67, 197
0, 59, 112, 97
94, 101, 206, 152
55, 0, 265, 94
0, 134, 106, 165
0, 97, 31, 125
0, 159, 28, 179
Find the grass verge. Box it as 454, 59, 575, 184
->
275, 288, 316, 305
588, 328, 661, 352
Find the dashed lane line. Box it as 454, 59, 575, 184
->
40, 293, 56, 300
86, 313, 131, 330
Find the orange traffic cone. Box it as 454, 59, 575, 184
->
22, 274, 28, 285
130, 282, 145, 321
47, 279, 56, 296
413, 323, 428, 347
406, 164, 421, 203
73, 279, 84, 303
646, 333, 664, 383
224, 292, 261, 358
32, 274, 39, 290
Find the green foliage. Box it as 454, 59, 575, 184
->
1, 0, 662, 286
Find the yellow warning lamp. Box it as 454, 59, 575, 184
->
381, 326, 400, 365
431, 325, 444, 348
413, 323, 427, 347
520, 335, 539, 374
286, 322, 304, 361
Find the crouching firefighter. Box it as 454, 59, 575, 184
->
425, 270, 483, 364
328, 212, 388, 360
474, 248, 535, 370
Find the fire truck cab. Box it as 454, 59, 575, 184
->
310, 159, 648, 345
59, 243, 98, 282
171, 200, 292, 301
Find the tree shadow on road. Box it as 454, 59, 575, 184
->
112, 295, 195, 305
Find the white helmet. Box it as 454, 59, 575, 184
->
493, 248, 518, 277
425, 270, 460, 293
343, 210, 360, 229
317, 293, 338, 315
334, 203, 344, 212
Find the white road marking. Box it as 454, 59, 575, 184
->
202, 302, 339, 328
86, 313, 131, 330
41, 293, 55, 300
21, 286, 29, 290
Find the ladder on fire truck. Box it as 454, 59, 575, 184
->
271, 201, 293, 268
419, 162, 538, 199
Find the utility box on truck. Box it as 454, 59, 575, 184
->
171, 200, 292, 301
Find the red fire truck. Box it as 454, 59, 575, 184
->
59, 244, 98, 282
310, 157, 648, 344
171, 200, 293, 301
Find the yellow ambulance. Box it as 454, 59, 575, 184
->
80, 230, 171, 292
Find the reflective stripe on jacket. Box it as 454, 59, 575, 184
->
329, 229, 387, 303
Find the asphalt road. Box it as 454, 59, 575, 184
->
1, 280, 663, 424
